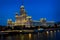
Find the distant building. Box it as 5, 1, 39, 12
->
32, 18, 55, 27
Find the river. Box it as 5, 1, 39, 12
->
0, 30, 60, 40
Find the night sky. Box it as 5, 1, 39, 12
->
0, 0, 60, 26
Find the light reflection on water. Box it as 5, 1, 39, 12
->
0, 30, 60, 40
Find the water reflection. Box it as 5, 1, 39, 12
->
0, 30, 60, 40
29, 33, 31, 40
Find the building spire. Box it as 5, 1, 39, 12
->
22, 0, 24, 5
20, 0, 24, 8
20, 0, 27, 15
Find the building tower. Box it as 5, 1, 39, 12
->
20, 0, 27, 16
7, 19, 12, 27
15, 0, 32, 27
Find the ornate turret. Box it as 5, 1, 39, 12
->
7, 19, 12, 26
15, 12, 19, 18
40, 18, 46, 23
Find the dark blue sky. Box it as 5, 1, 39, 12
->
0, 0, 60, 26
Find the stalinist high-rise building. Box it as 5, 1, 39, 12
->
7, 0, 55, 28
7, 0, 32, 27
15, 5, 32, 27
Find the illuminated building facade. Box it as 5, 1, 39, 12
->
32, 18, 55, 27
